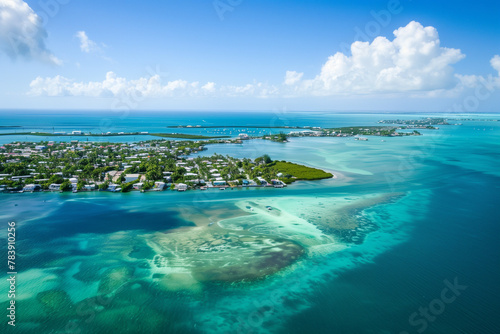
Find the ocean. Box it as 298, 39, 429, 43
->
0, 111, 499, 334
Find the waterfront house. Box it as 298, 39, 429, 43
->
271, 179, 286, 187
176, 183, 188, 191
49, 184, 61, 191
257, 177, 268, 186
154, 182, 166, 190
107, 184, 120, 192
23, 184, 41, 192
213, 180, 227, 186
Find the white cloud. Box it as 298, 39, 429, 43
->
491, 55, 500, 74
75, 30, 112, 61
76, 31, 99, 53
201, 82, 216, 92
290, 21, 465, 95
28, 72, 279, 100
0, 0, 61, 64
284, 71, 303, 85
25, 21, 500, 103
453, 55, 500, 93
29, 71, 222, 98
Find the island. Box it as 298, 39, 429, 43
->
378, 117, 449, 128
0, 139, 333, 194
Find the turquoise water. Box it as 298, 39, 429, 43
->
2, 110, 498, 144
1, 112, 499, 333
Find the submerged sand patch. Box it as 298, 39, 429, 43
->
144, 227, 304, 283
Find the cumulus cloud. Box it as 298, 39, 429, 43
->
25, 21, 499, 102
201, 82, 216, 92
454, 55, 500, 93
29, 71, 228, 98
29, 72, 191, 97
0, 0, 61, 64
290, 21, 465, 95
28, 71, 279, 98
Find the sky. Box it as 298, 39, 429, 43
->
0, 0, 499, 112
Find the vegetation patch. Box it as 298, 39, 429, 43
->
269, 161, 333, 183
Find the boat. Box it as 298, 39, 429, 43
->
220, 187, 226, 190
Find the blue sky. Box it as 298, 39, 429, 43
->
1, 0, 499, 111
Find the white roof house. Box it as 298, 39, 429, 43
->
176, 183, 188, 191
125, 174, 141, 183
49, 184, 61, 191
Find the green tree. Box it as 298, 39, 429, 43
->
118, 173, 126, 183
77, 180, 85, 191
99, 181, 109, 190
146, 166, 162, 181
60, 180, 72, 191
